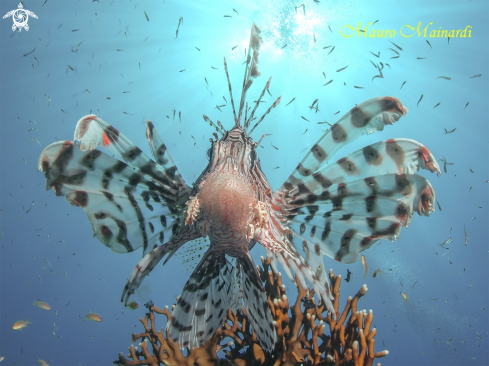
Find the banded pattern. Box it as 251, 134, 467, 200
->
168, 251, 235, 349
280, 97, 409, 191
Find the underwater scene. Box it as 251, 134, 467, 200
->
0, 0, 488, 365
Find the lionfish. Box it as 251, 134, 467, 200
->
38, 24, 440, 351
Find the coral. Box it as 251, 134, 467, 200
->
113, 257, 388, 366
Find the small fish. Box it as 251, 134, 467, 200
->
179, 69, 186, 72
390, 40, 403, 51
345, 269, 352, 283
280, 44, 287, 49
301, 116, 310, 122
400, 81, 406, 89
233, 8, 238, 15
313, 33, 316, 43
390, 56, 399, 59
437, 76, 451, 80
333, 111, 340, 116
469, 167, 474, 173
144, 10, 149, 22
370, 51, 380, 58
426, 40, 432, 49
336, 65, 349, 72
385, 63, 391, 69
354, 86, 364, 89
361, 255, 368, 278
223, 15, 232, 18
328, 46, 335, 55
33, 56, 39, 66
433, 102, 441, 109
444, 127, 456, 134
126, 301, 139, 310
12, 319, 31, 330
413, 280, 418, 289
372, 269, 384, 278
323, 79, 333, 86
271, 143, 278, 150
417, 57, 427, 60
83, 313, 102, 322
61, 109, 68, 114
71, 29, 79, 32
471, 216, 476, 221
464, 225, 468, 245
23, 47, 36, 57
439, 238, 452, 246
204, 77, 209, 86
71, 40, 84, 53
463, 102, 469, 110
32, 300, 51, 311
285, 98, 295, 106
63, 272, 70, 281
67, 64, 74, 71
231, 45, 237, 51
38, 359, 49, 366
195, 47, 200, 51
417, 94, 423, 107
38, 276, 42, 284
322, 45, 332, 50
469, 74, 481, 78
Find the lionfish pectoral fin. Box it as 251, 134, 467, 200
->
39, 115, 192, 258
121, 226, 199, 305
264, 241, 336, 320
145, 120, 191, 204
167, 249, 236, 349
238, 252, 276, 352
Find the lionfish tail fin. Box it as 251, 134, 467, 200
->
238, 252, 276, 352
167, 250, 235, 349
236, 23, 263, 127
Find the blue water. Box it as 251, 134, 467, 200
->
1, 0, 488, 365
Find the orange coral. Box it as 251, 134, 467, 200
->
114, 256, 388, 366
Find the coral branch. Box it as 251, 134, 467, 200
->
114, 257, 388, 366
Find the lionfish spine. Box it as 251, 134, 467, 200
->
243, 102, 249, 130
202, 114, 224, 135
248, 96, 282, 135
236, 23, 262, 126
245, 77, 272, 131
223, 57, 238, 125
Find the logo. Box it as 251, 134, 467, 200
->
3, 3, 38, 32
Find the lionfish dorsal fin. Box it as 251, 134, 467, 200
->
236, 23, 262, 127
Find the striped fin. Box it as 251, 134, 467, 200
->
283, 138, 440, 198
39, 116, 192, 257
285, 173, 436, 264
38, 140, 186, 256
280, 97, 409, 191
167, 250, 235, 349
145, 120, 191, 194
121, 225, 200, 304
238, 253, 276, 352
74, 115, 190, 205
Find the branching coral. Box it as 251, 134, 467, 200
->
114, 256, 388, 366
